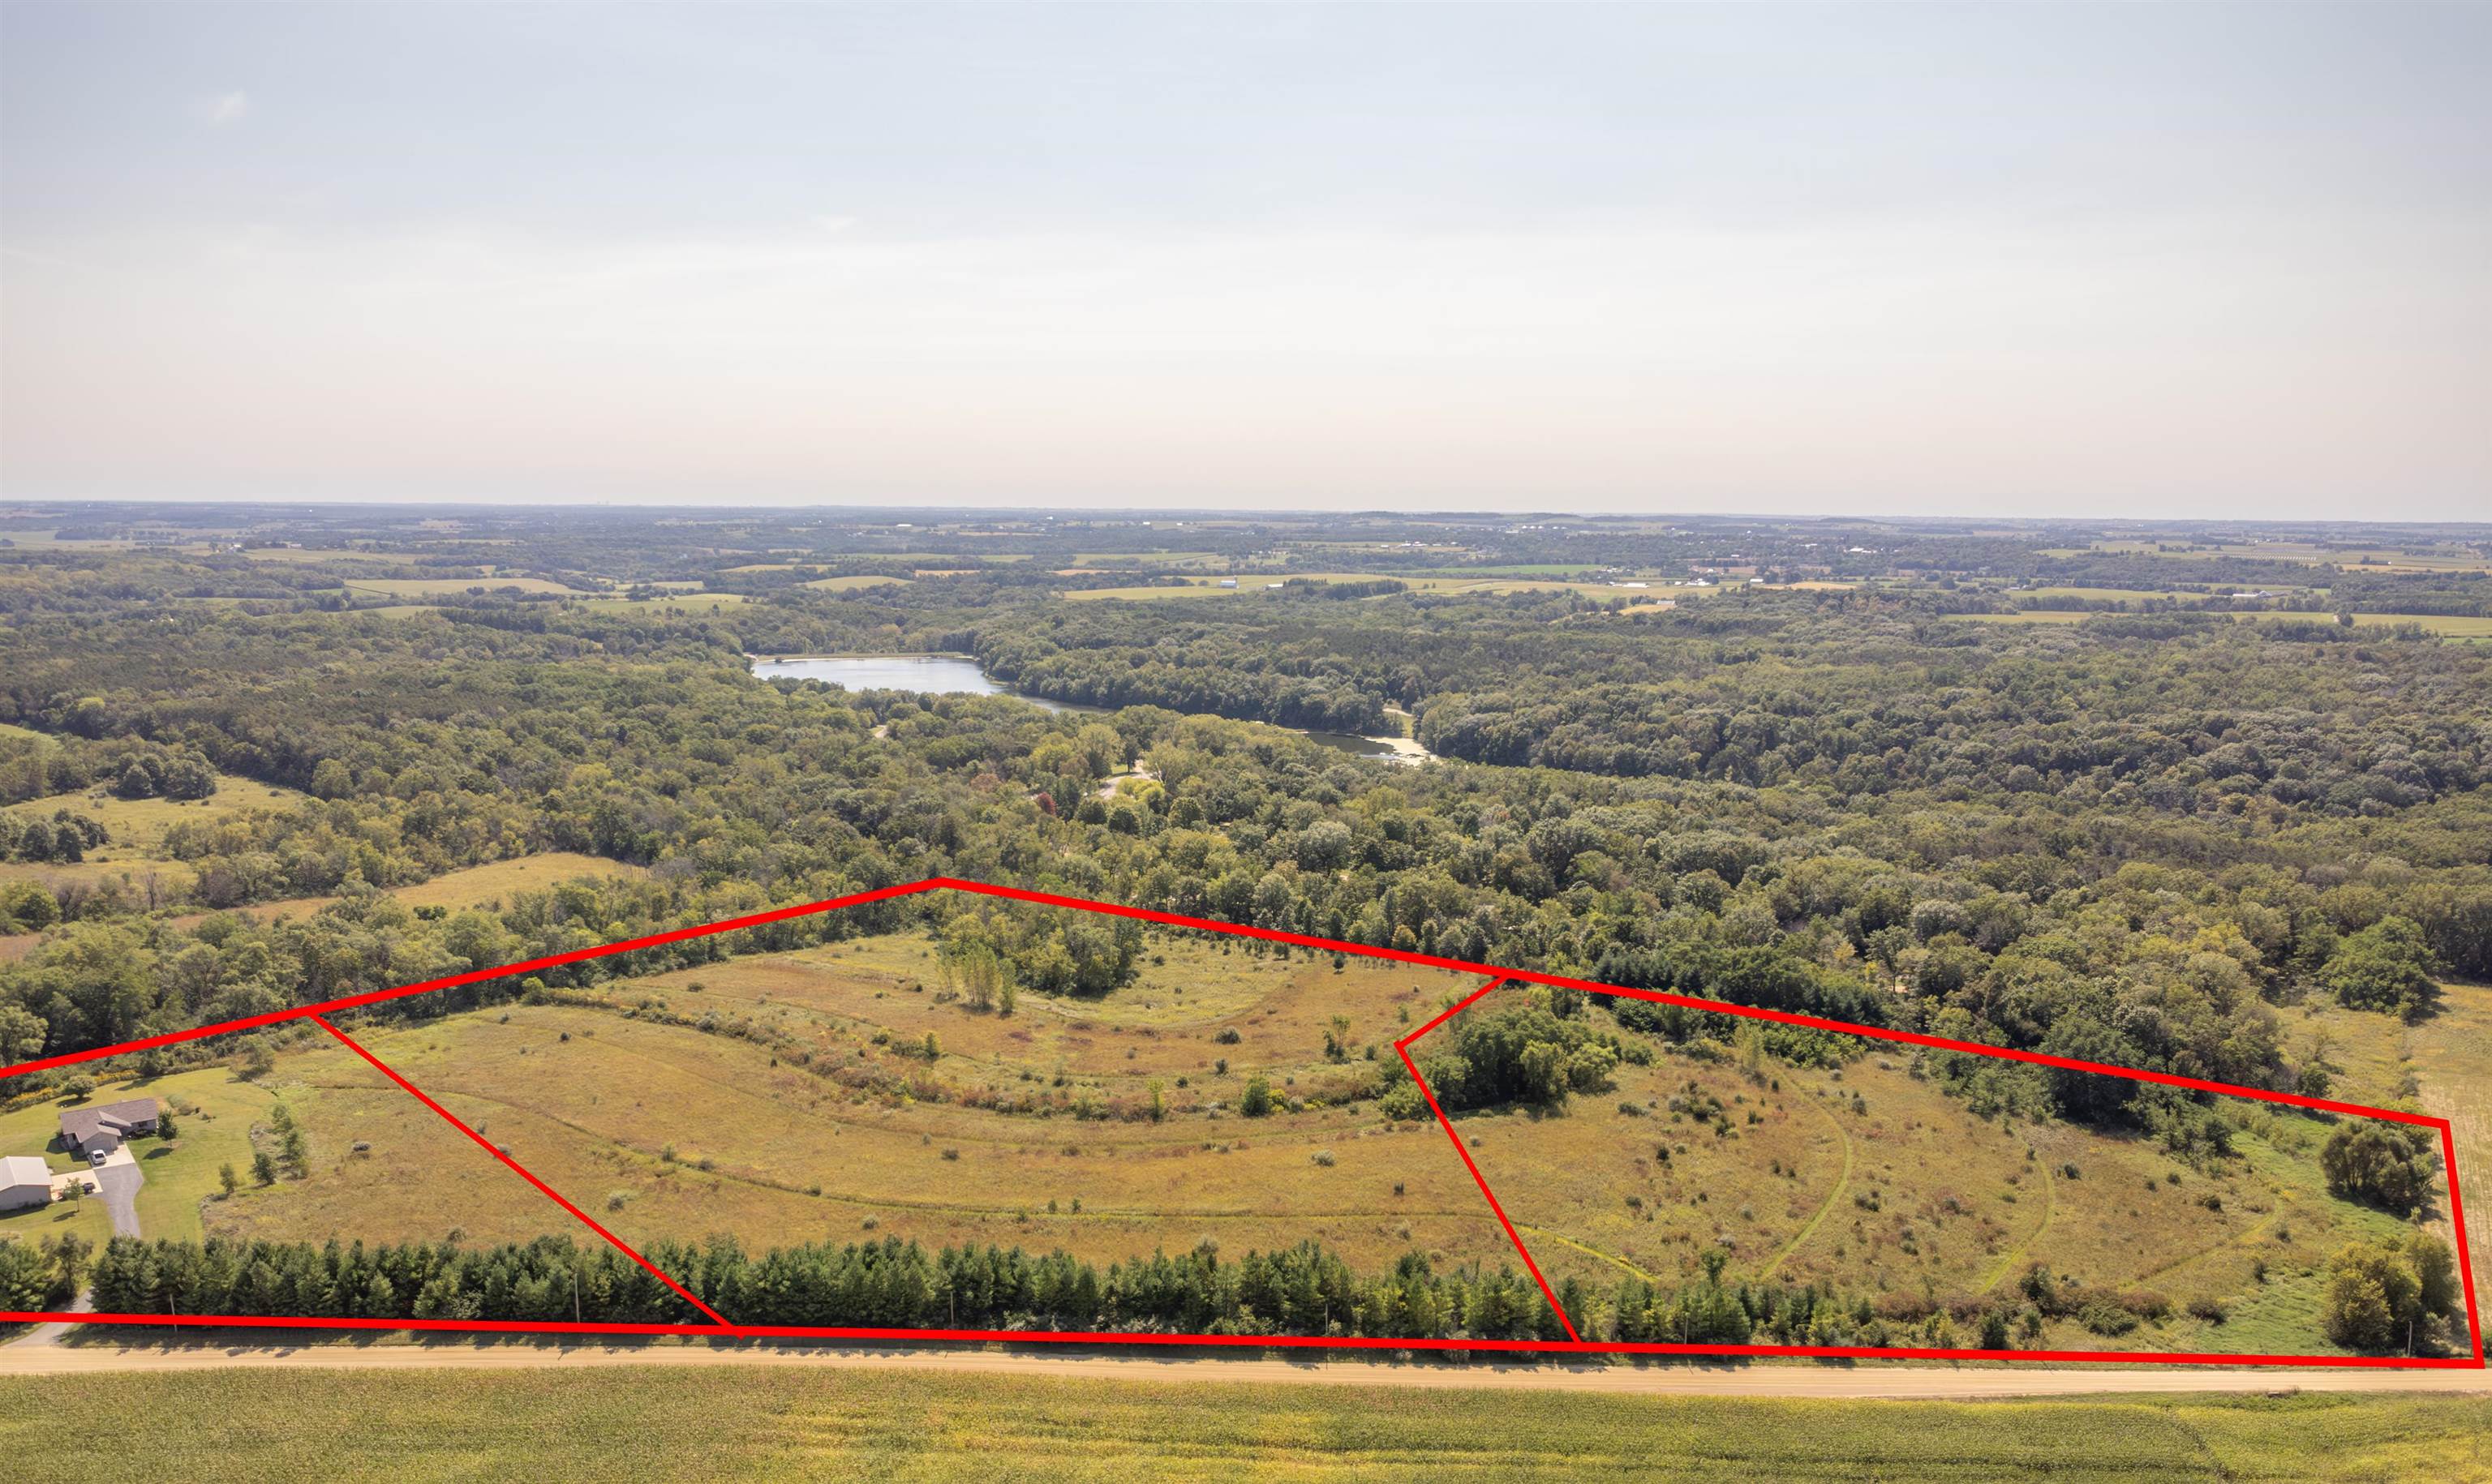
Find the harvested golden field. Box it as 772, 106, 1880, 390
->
801, 575, 910, 592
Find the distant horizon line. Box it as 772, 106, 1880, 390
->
4, 495, 2487, 533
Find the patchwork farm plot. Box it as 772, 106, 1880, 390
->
0, 881, 2477, 1364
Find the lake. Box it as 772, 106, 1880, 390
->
747, 653, 1431, 762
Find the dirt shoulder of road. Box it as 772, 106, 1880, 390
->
0, 1336, 2482, 1398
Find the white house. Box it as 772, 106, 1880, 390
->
0, 1156, 50, 1211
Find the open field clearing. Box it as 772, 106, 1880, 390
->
0, 857, 197, 903
9, 919, 2461, 1365
801, 575, 911, 592
342, 577, 588, 598
0, 1044, 582, 1254
1063, 572, 1742, 603
1950, 611, 2492, 637
217, 932, 1520, 1280
569, 593, 753, 614
2328, 612, 2492, 637
1412, 987, 2443, 1358
0, 853, 647, 961
0, 1365, 2483, 1482
154, 852, 650, 932
2357, 981, 2492, 1308
4, 774, 308, 855
2039, 541, 2492, 573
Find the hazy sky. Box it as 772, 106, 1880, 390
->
3, 3, 2486, 519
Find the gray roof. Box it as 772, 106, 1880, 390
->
58, 1097, 157, 1147
0, 1155, 48, 1187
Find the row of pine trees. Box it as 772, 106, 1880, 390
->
81, 1233, 1820, 1345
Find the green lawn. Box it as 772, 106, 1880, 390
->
0, 1065, 282, 1253
0, 1366, 2480, 1482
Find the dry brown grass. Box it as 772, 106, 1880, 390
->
1419, 985, 2434, 1355
229, 935, 1514, 1276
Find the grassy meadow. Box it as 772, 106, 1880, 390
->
2287, 980, 2492, 1313
138, 924, 2473, 1358
221, 933, 1516, 1286
4, 775, 310, 856
0, 771, 315, 910
0, 1366, 2482, 1482
2, 850, 647, 967
1416, 986, 2448, 1357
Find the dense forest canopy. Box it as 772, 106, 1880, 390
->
0, 507, 2486, 1173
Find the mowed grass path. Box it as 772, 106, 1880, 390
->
0, 1368, 2482, 1482
222, 935, 1519, 1283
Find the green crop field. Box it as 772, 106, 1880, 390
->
0, 1366, 2481, 1482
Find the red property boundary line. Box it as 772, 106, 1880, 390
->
0, 875, 2477, 1369
310, 1015, 733, 1327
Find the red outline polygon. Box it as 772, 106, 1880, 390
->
0, 877, 2476, 1369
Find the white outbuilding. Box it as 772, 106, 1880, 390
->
0, 1156, 51, 1211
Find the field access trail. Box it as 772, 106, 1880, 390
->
0, 1340, 2484, 1398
